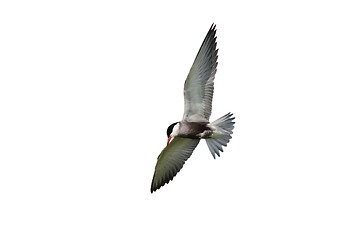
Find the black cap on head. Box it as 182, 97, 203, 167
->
167, 122, 178, 138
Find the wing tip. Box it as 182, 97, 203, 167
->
210, 23, 217, 31
150, 180, 162, 193
205, 23, 217, 39
150, 176, 174, 193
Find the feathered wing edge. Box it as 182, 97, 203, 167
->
151, 137, 200, 193
183, 24, 218, 122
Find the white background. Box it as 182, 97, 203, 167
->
1, 0, 359, 239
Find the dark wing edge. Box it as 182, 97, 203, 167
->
151, 137, 200, 193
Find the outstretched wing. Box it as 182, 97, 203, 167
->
151, 137, 200, 193
183, 24, 218, 122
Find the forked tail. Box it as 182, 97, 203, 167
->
206, 112, 235, 159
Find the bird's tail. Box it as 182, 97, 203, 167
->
205, 112, 235, 159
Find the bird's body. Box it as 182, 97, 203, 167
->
175, 121, 212, 139
151, 24, 235, 193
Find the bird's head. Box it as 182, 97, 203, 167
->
166, 122, 180, 146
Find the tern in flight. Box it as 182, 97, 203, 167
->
151, 24, 235, 193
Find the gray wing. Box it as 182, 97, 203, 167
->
151, 137, 200, 193
183, 24, 218, 122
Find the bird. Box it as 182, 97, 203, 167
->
151, 24, 235, 193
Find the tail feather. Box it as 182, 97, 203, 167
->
206, 112, 235, 159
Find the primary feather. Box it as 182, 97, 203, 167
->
151, 137, 200, 193
183, 24, 218, 122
